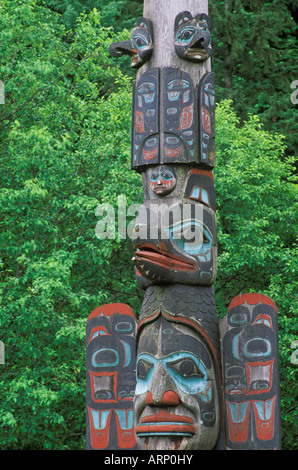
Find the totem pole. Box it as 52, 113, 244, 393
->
110, 0, 223, 451
86, 0, 281, 451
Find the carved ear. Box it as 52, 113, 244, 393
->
136, 17, 154, 38
174, 11, 193, 31
195, 13, 211, 31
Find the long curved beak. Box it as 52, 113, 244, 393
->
109, 40, 134, 58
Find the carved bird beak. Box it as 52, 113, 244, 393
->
109, 40, 134, 58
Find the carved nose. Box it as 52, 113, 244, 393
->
191, 31, 210, 49
191, 36, 205, 48
145, 390, 180, 406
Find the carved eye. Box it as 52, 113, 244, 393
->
181, 224, 209, 244
94, 390, 113, 400
199, 20, 208, 31
177, 27, 196, 44
169, 220, 212, 255
168, 358, 204, 378
150, 171, 159, 182
132, 34, 148, 49
137, 359, 154, 380
161, 170, 175, 180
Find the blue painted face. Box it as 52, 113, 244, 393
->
134, 318, 220, 450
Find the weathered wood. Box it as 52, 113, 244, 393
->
86, 303, 137, 450
140, 0, 210, 82
220, 293, 281, 450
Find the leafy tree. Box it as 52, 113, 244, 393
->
0, 0, 140, 449
209, 0, 298, 158
43, 0, 298, 156
214, 100, 298, 449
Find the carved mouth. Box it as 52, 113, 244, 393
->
134, 243, 196, 272
152, 185, 171, 194
187, 48, 208, 59
135, 410, 196, 437
131, 51, 140, 67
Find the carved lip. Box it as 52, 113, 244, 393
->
131, 50, 140, 67
152, 186, 169, 193
135, 410, 196, 436
135, 243, 196, 272
187, 48, 208, 59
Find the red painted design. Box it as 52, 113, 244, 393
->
135, 243, 197, 272
143, 147, 158, 160
228, 293, 278, 312
226, 401, 251, 443
87, 303, 136, 321
164, 145, 182, 157
136, 111, 145, 133
162, 390, 180, 406
178, 104, 193, 130
202, 107, 211, 133
114, 409, 136, 449
88, 407, 112, 450
89, 325, 110, 343
253, 396, 276, 441
145, 391, 154, 405
187, 169, 214, 180
136, 410, 196, 436
253, 314, 273, 329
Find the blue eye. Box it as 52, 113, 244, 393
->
135, 353, 210, 397
161, 171, 174, 181
169, 220, 212, 255
150, 171, 159, 182
164, 353, 208, 395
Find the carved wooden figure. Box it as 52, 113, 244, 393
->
85, 0, 282, 452
109, 17, 153, 69
220, 293, 281, 450
131, 68, 216, 170
86, 303, 137, 450
132, 199, 218, 286
134, 284, 225, 450
174, 11, 212, 62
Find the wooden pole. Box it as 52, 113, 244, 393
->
140, 0, 210, 83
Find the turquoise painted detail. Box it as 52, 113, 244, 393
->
136, 352, 208, 396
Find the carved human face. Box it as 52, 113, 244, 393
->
174, 11, 211, 62
134, 317, 220, 450
149, 166, 177, 196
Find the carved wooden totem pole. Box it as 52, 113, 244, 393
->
86, 0, 281, 451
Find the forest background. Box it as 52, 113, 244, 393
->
0, 0, 297, 450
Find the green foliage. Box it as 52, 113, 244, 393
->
215, 101, 298, 449
0, 0, 297, 451
209, 0, 298, 157
0, 0, 141, 449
